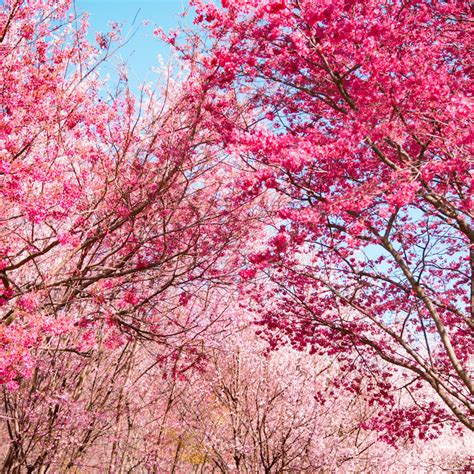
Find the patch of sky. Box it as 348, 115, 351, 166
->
76, 0, 193, 92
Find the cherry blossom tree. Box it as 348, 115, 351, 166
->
186, 0, 474, 433
0, 0, 255, 390
140, 324, 472, 473
171, 330, 394, 472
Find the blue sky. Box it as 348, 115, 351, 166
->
76, 0, 191, 86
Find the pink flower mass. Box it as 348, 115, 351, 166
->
0, 0, 472, 471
